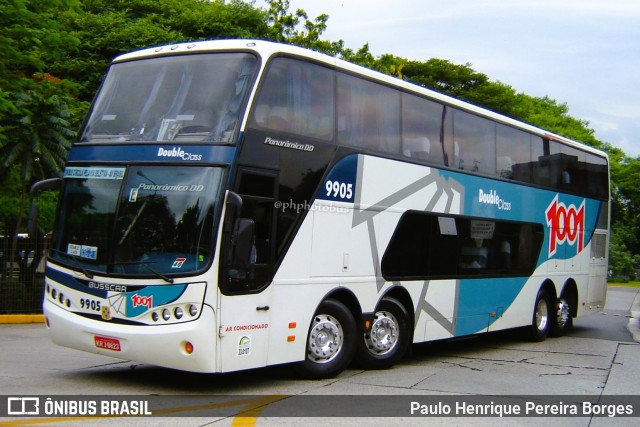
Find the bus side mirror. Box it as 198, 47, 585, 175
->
231, 218, 255, 269
224, 191, 242, 232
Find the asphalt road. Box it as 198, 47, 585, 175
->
0, 286, 638, 426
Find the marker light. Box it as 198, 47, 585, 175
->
185, 342, 194, 354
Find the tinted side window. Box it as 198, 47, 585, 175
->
337, 73, 401, 153
496, 124, 531, 179
401, 93, 444, 164
586, 153, 609, 200
449, 109, 496, 175
249, 58, 335, 141
382, 212, 543, 280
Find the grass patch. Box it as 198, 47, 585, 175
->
608, 280, 640, 288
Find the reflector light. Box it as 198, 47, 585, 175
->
287, 336, 295, 342
288, 322, 296, 329
188, 304, 198, 317
185, 342, 194, 354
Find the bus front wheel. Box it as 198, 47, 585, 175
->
529, 288, 552, 342
295, 299, 357, 379
355, 297, 411, 370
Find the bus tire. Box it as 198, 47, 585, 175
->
529, 288, 552, 342
295, 299, 357, 379
355, 297, 411, 370
551, 295, 573, 337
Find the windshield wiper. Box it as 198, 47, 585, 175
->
111, 260, 174, 284
50, 249, 94, 279
140, 262, 174, 284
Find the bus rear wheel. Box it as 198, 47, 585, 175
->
529, 288, 552, 342
355, 297, 411, 370
551, 295, 573, 337
295, 299, 357, 379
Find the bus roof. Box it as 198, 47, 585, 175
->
113, 39, 607, 160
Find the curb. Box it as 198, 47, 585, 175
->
627, 287, 640, 343
0, 314, 45, 324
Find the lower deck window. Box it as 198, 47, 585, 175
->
381, 211, 543, 280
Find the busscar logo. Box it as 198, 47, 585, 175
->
88, 281, 127, 292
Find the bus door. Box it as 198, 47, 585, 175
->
218, 168, 278, 372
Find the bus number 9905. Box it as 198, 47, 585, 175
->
80, 298, 101, 312
325, 180, 353, 200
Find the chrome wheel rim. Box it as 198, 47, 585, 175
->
364, 310, 399, 355
535, 298, 549, 331
556, 298, 571, 329
307, 314, 343, 364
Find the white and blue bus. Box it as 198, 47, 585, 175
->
37, 40, 609, 379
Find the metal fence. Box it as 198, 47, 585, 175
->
0, 236, 47, 314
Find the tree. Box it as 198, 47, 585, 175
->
52, 0, 271, 102
0, 0, 81, 142
263, 0, 344, 55
1, 0, 636, 276
0, 76, 75, 275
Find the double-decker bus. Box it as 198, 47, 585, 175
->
35, 39, 609, 379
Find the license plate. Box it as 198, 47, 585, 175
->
94, 335, 121, 352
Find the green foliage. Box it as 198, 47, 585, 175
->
1, 86, 74, 184
52, 0, 270, 102
0, 0, 637, 272
0, 166, 24, 230
609, 225, 640, 280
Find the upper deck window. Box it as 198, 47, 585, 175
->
249, 57, 335, 141
80, 53, 257, 144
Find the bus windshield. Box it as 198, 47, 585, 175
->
80, 53, 257, 143
50, 165, 225, 277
